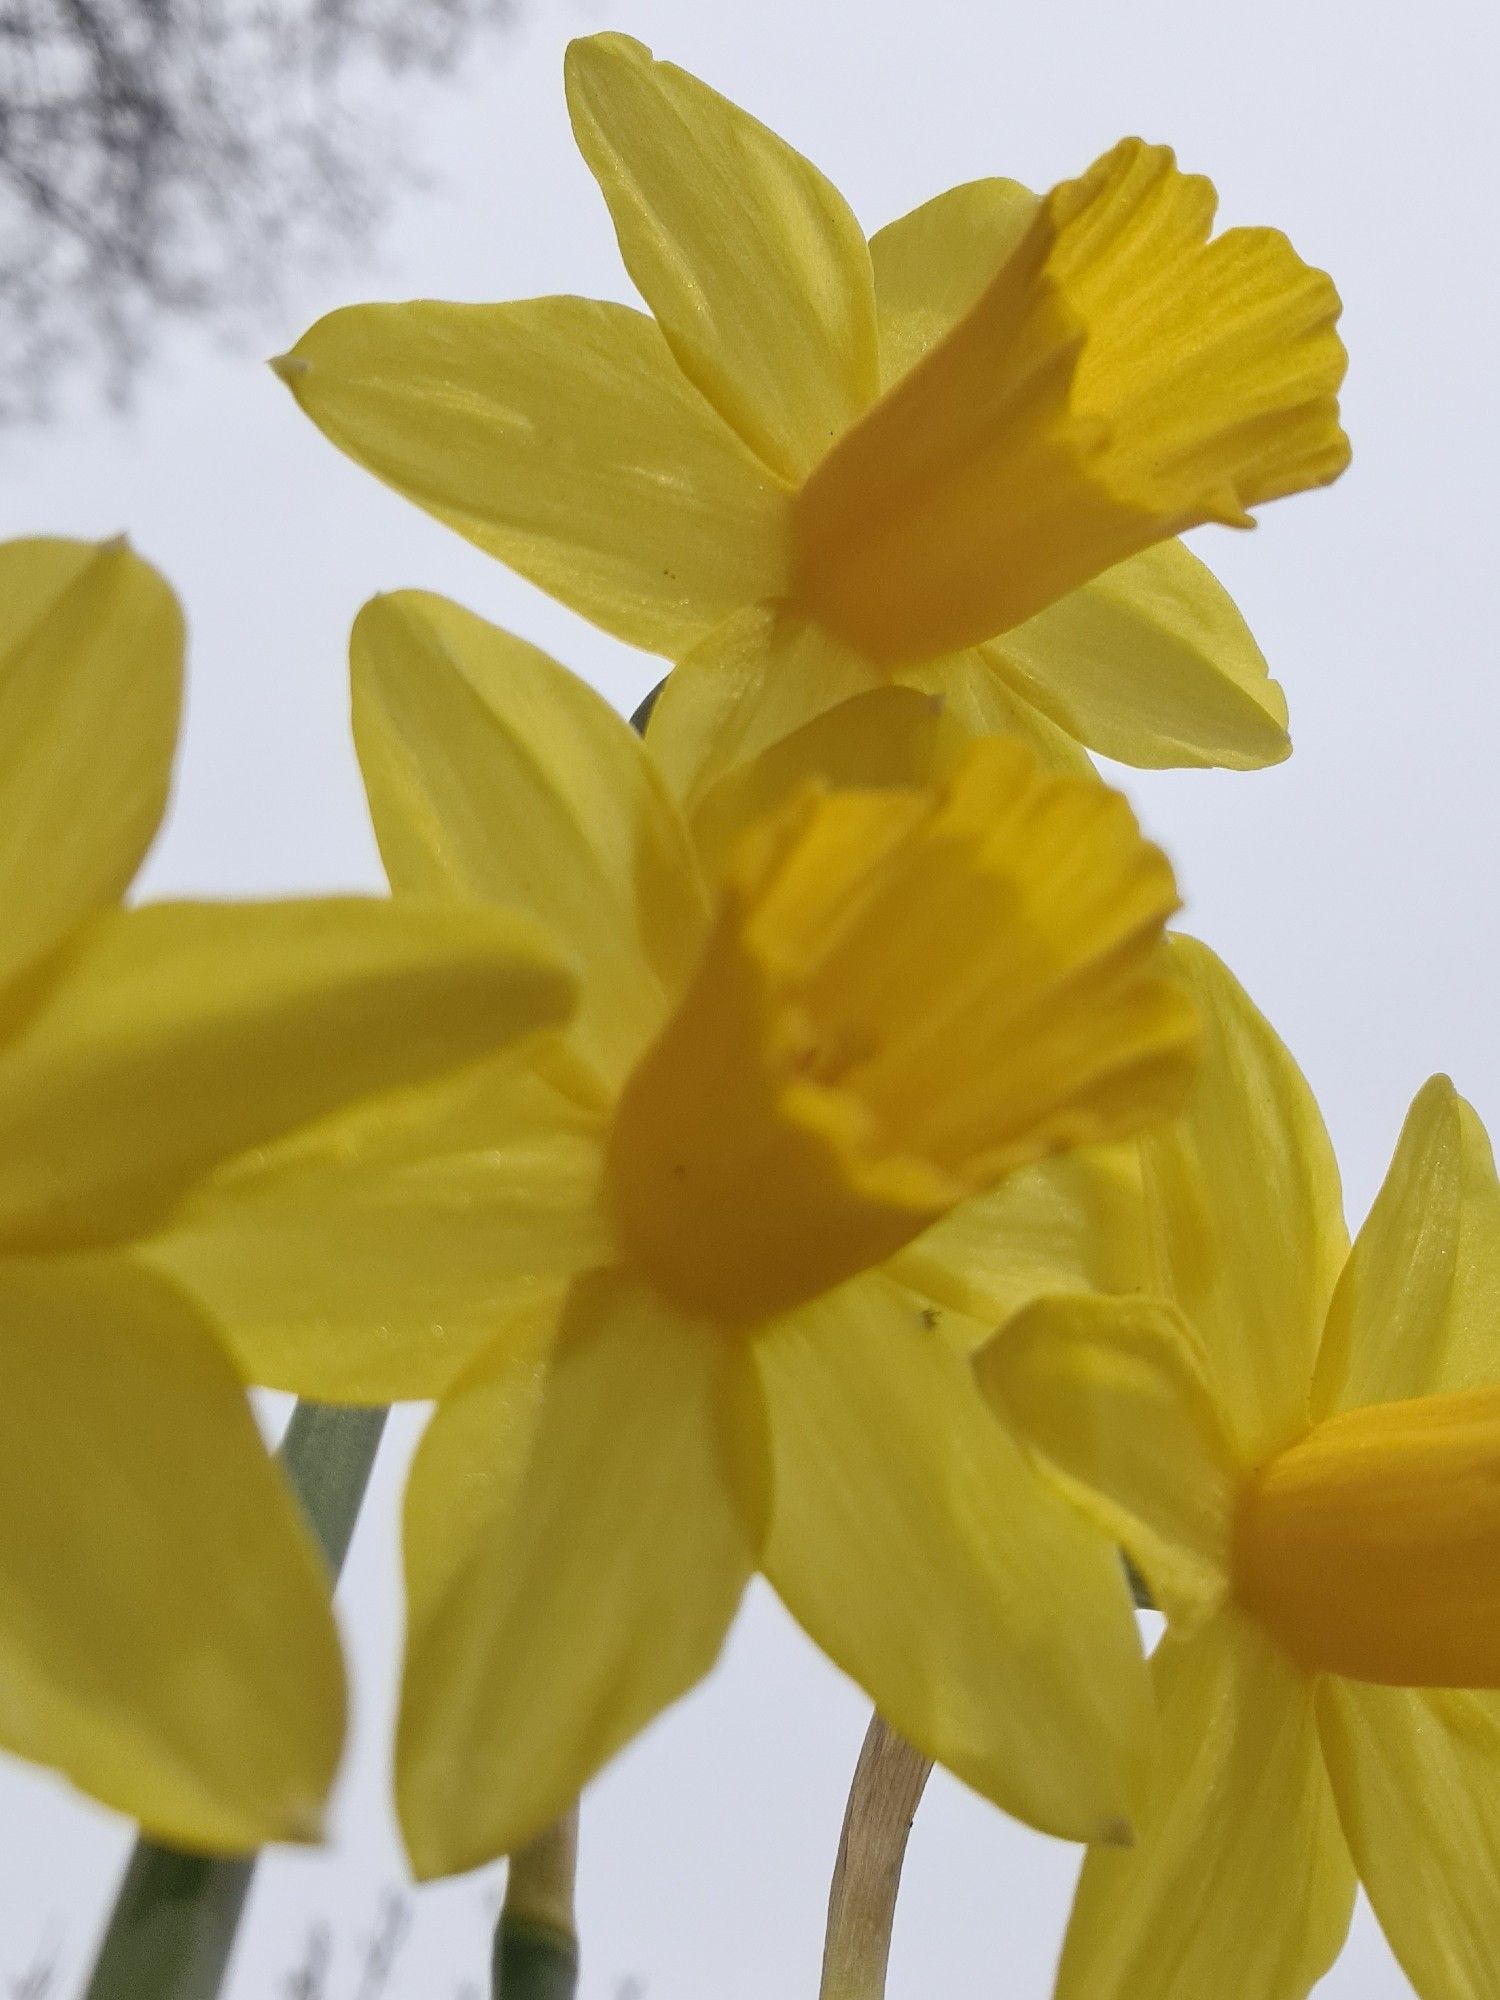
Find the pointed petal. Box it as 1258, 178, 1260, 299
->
890, 1143, 1146, 1333
1315, 1076, 1500, 1415
1057, 1612, 1354, 2000
982, 539, 1290, 770
645, 606, 1088, 826
0, 538, 181, 988
278, 297, 787, 653
1320, 1679, 1500, 2000
565, 34, 878, 482
397, 1272, 756, 1878
645, 606, 878, 812
870, 177, 1039, 387
683, 680, 970, 878
0, 1256, 344, 1851
978, 1292, 1240, 1627
0, 896, 573, 1251
757, 1272, 1149, 1842
900, 650, 1096, 777
148, 1054, 611, 1403
353, 591, 707, 1085
1143, 938, 1346, 1459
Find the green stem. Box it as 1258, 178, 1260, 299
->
277, 1400, 389, 1576
492, 1808, 580, 2000
77, 1850, 257, 2000
83, 1401, 388, 2000
819, 1714, 933, 2000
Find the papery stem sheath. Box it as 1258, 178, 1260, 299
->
82, 1401, 388, 2000
820, 1713, 933, 2000
492, 1807, 581, 2000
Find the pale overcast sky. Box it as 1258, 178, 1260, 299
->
4, 0, 1496, 1992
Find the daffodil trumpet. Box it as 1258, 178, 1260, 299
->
984, 939, 1500, 2000
277, 31, 1347, 801
151, 587, 1198, 1880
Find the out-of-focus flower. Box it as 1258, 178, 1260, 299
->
985, 939, 1500, 2000
276, 32, 1347, 798
0, 537, 574, 1851
152, 588, 1197, 1878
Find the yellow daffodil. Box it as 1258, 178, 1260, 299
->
148, 588, 1197, 1878
274, 32, 1347, 801
0, 538, 574, 1853
983, 938, 1500, 2000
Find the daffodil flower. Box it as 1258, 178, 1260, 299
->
149, 587, 1196, 1879
275, 32, 1347, 800
984, 939, 1500, 2000
0, 538, 574, 1852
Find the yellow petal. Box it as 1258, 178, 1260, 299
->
791, 139, 1347, 665
756, 1272, 1150, 1842
890, 1141, 1146, 1333
0, 1256, 343, 1851
565, 34, 879, 483
900, 649, 1096, 778
645, 606, 880, 813
1314, 1075, 1500, 1416
870, 177, 1039, 388
1143, 938, 1346, 1459
0, 896, 573, 1252
398, 1271, 757, 1878
685, 681, 970, 880
678, 662, 1093, 892
982, 539, 1291, 770
277, 297, 787, 654
147, 1053, 611, 1403
645, 608, 1090, 828
978, 1292, 1241, 1628
1319, 1679, 1500, 2000
0, 538, 181, 989
1057, 1611, 1354, 2000
352, 591, 707, 1086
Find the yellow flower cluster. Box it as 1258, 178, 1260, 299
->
12, 31, 1493, 2000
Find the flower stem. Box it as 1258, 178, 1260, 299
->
819, 1714, 933, 2000
277, 1400, 390, 1579
82, 1401, 388, 2000
492, 1808, 580, 2000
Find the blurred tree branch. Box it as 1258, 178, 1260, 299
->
0, 0, 513, 420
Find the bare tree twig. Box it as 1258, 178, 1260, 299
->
0, 0, 515, 421
353, 1890, 410, 2000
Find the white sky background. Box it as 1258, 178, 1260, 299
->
2, 0, 1494, 1991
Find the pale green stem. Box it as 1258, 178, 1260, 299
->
82, 1401, 388, 2000
492, 1808, 581, 2000
820, 1714, 934, 2000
